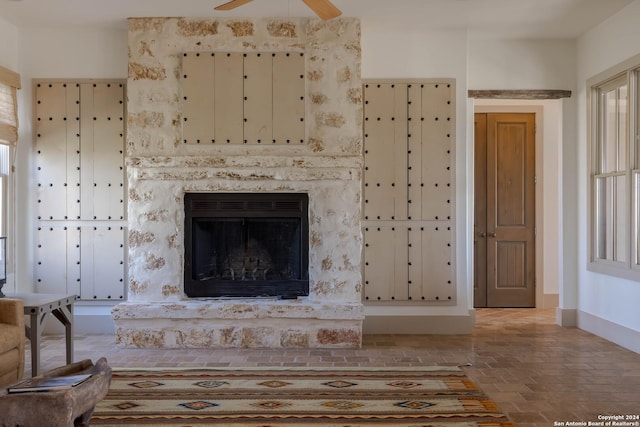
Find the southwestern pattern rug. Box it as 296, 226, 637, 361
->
90, 366, 514, 427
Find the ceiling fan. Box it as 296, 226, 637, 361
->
214, 0, 342, 20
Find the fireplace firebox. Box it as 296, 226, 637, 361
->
184, 193, 309, 298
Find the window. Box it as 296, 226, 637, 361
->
588, 58, 640, 280
0, 65, 20, 284
0, 148, 8, 237
0, 66, 20, 234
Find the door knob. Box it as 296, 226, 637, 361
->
479, 232, 486, 237
488, 232, 497, 238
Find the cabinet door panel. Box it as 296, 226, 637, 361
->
273, 52, 305, 144
409, 225, 454, 302
34, 79, 126, 301
418, 83, 454, 221
363, 79, 456, 306
80, 83, 125, 221
80, 226, 126, 300
244, 53, 273, 144
364, 226, 408, 302
182, 53, 216, 144
363, 83, 408, 221
214, 53, 244, 144
36, 83, 80, 221
35, 227, 81, 295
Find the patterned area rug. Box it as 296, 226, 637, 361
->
90, 366, 514, 426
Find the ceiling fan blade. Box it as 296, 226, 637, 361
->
214, 0, 255, 11
301, 0, 342, 20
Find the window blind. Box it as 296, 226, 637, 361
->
0, 65, 21, 147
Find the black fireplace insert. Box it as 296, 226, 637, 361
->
184, 193, 309, 298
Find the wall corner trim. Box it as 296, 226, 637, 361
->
556, 307, 577, 327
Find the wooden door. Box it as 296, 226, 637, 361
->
474, 113, 536, 307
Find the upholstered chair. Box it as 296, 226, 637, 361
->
0, 298, 25, 387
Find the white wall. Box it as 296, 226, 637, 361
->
20, 27, 128, 79
468, 37, 576, 90
0, 17, 19, 69
575, 0, 640, 353
9, 26, 127, 332
361, 27, 584, 328
13, 26, 128, 297
7, 9, 640, 347
16, 22, 475, 333
16, 21, 575, 327
467, 36, 580, 317
361, 21, 474, 327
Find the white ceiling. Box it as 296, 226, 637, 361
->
0, 0, 634, 38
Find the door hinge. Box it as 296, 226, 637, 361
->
534, 175, 537, 184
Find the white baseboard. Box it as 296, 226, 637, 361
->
578, 310, 640, 354
43, 304, 116, 335
46, 305, 477, 336
73, 313, 116, 334
363, 310, 476, 334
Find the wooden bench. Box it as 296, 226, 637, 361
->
0, 357, 112, 427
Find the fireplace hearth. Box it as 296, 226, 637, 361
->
184, 193, 309, 298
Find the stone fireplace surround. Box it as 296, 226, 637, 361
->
111, 17, 365, 348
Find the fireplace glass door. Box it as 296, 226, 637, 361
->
184, 193, 309, 298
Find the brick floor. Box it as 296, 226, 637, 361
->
27, 308, 640, 427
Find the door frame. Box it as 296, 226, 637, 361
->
473, 100, 562, 309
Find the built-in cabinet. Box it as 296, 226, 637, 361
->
363, 80, 456, 303
34, 80, 126, 300
32, 76, 456, 304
